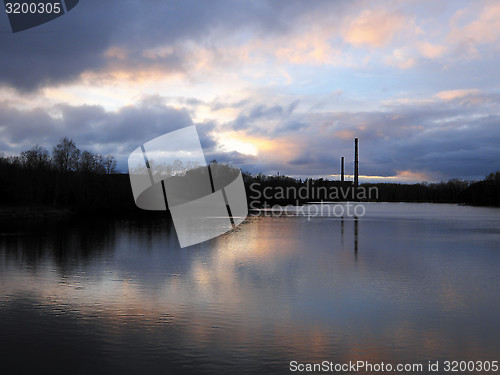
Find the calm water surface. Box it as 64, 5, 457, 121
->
1, 203, 499, 374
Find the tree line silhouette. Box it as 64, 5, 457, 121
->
0, 138, 135, 214
14, 138, 117, 173
0, 139, 499, 217
243, 173, 499, 207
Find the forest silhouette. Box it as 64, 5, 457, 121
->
0, 138, 499, 217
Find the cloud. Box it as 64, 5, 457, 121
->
0, 0, 115, 91
1, 0, 438, 94
230, 102, 299, 133
449, 1, 500, 46
394, 170, 433, 182
0, 0, 351, 91
1, 0, 484, 99
417, 42, 447, 59
342, 9, 406, 48
434, 89, 480, 101
272, 31, 342, 65
334, 130, 357, 140
0, 98, 212, 170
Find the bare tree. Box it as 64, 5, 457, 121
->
20, 145, 51, 169
52, 138, 80, 172
103, 154, 117, 174
94, 154, 106, 174
79, 150, 96, 172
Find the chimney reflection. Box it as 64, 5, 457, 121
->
341, 218, 344, 248
354, 218, 359, 261
339, 217, 358, 261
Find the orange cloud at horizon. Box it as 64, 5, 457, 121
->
330, 170, 433, 182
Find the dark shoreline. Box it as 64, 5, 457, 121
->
0, 206, 74, 220
0, 205, 174, 221
2, 200, 499, 223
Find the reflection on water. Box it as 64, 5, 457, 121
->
1, 203, 500, 374
354, 218, 358, 259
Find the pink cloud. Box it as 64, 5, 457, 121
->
417, 42, 447, 59
448, 1, 500, 49
434, 89, 480, 101
342, 9, 406, 48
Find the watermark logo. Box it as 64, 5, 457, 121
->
128, 126, 248, 248
4, 0, 79, 33
247, 181, 377, 220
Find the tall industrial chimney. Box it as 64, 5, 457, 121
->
354, 138, 359, 188
341, 156, 345, 182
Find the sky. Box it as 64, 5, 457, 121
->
1, 0, 500, 182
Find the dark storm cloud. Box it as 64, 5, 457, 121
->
0, 99, 220, 171
289, 154, 315, 166
0, 0, 337, 91
0, 1, 112, 91
52, 100, 195, 146
0, 102, 62, 144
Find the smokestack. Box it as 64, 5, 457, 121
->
354, 138, 359, 188
341, 156, 345, 182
